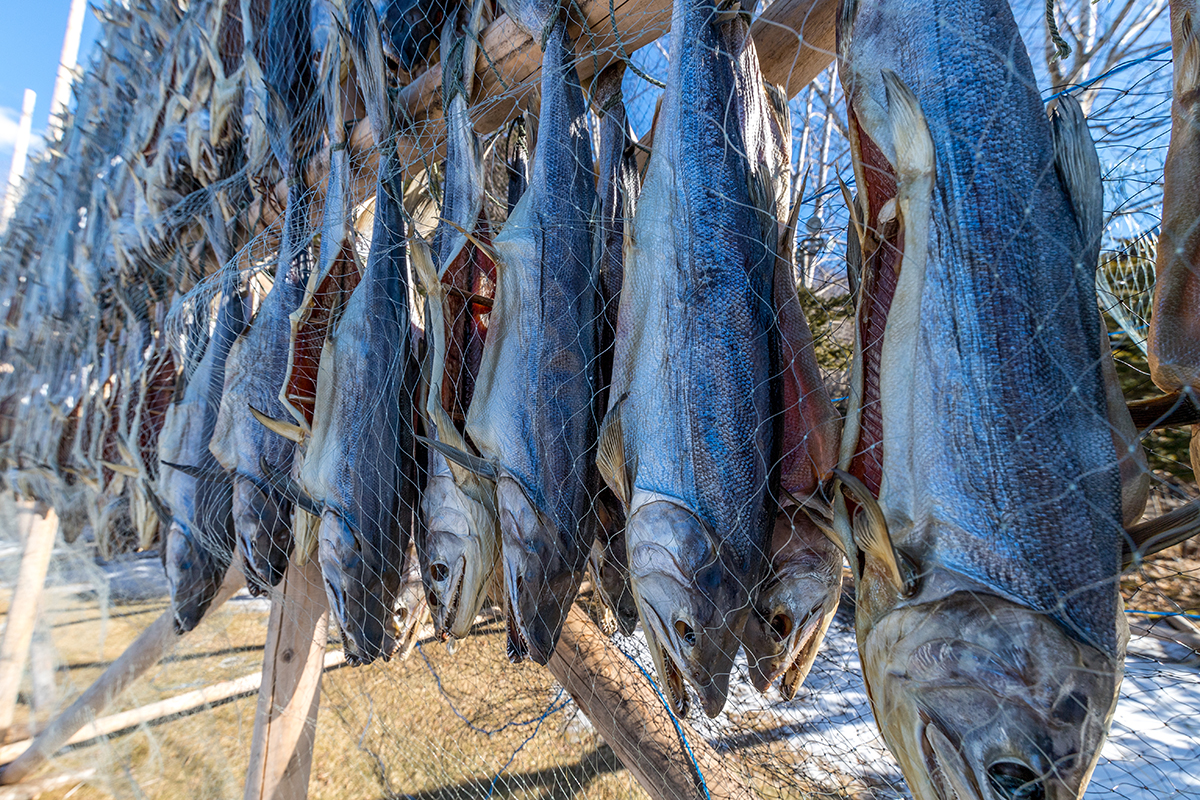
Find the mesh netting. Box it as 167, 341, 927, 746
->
1, 0, 1198, 799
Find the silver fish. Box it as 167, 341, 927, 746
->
415, 0, 501, 642
588, 61, 640, 637
741, 205, 843, 700
158, 266, 247, 634
597, 1, 778, 718
209, 0, 320, 592
299, 0, 419, 666
463, 0, 599, 665
1150, 1, 1200, 471
834, 0, 1126, 796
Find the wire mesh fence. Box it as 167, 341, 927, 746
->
0, 0, 1198, 798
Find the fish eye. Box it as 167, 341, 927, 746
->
769, 612, 793, 641
986, 761, 1045, 800
674, 619, 696, 647
430, 561, 450, 582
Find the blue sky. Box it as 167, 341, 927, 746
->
0, 0, 101, 189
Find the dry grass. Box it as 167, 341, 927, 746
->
1, 588, 651, 800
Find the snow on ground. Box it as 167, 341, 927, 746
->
24, 542, 1200, 798
613, 607, 1200, 799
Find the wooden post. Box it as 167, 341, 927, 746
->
0, 504, 58, 736
243, 558, 330, 800
548, 605, 754, 800
0, 569, 245, 785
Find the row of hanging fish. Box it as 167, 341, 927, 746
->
4, 0, 1200, 798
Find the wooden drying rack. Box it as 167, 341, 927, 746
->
0, 1, 836, 797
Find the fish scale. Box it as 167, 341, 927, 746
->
602, 0, 777, 717
837, 1, 1128, 796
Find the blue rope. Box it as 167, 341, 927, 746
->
482, 688, 567, 800
1126, 609, 1200, 621
417, 641, 571, 736
612, 641, 713, 800
1043, 45, 1173, 105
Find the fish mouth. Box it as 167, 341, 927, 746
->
863, 590, 1124, 800
433, 557, 467, 640
641, 606, 693, 718
773, 606, 827, 700
639, 603, 690, 716
506, 596, 530, 664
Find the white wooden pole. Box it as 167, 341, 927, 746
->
0, 89, 36, 231
0, 505, 58, 735
46, 0, 87, 141
243, 558, 330, 800
0, 569, 245, 785
0, 651, 344, 766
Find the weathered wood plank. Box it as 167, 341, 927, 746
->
548, 605, 754, 800
243, 558, 331, 800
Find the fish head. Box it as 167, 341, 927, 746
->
588, 523, 640, 636
862, 590, 1125, 800
742, 511, 843, 697
319, 508, 402, 665
232, 475, 293, 592
419, 474, 499, 640
164, 520, 227, 634
496, 476, 580, 665
627, 500, 747, 718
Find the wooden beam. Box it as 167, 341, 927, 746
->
0, 651, 342, 769
257, 0, 837, 230
0, 569, 245, 785
751, 0, 838, 96
0, 504, 58, 735
548, 605, 754, 800
243, 558, 331, 800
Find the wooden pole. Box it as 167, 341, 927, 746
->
243, 558, 331, 800
0, 651, 344, 766
256, 0, 838, 230
0, 569, 245, 785
0, 505, 58, 736
548, 605, 754, 800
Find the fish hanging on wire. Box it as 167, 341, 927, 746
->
157, 248, 247, 634
596, 0, 779, 718
298, 0, 422, 666
210, 0, 321, 593
831, 0, 1131, 796
587, 60, 641, 637
433, 0, 601, 666
414, 0, 503, 644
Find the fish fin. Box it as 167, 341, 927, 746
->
101, 460, 141, 478
438, 218, 498, 264
882, 71, 935, 187
143, 482, 172, 525
116, 437, 139, 470
839, 176, 867, 265
249, 404, 305, 443
596, 396, 631, 509
1048, 94, 1103, 261
1128, 390, 1200, 430
410, 235, 440, 297
1123, 497, 1200, 571
777, 192, 803, 268
1180, 13, 1200, 98
293, 507, 320, 565
258, 455, 322, 517
161, 461, 225, 480
417, 435, 499, 482
832, 468, 911, 595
